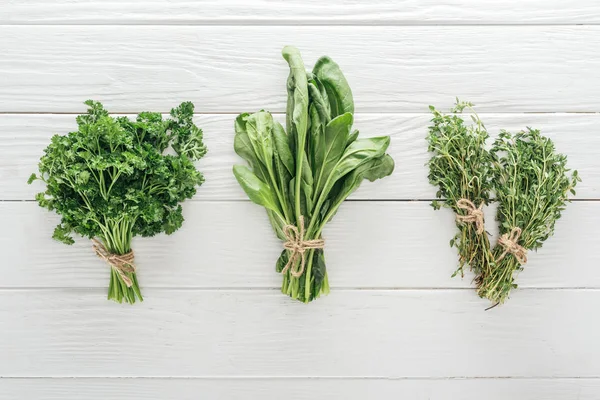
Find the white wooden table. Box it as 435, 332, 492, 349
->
1, 1, 599, 399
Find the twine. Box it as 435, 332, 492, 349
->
92, 239, 136, 287
456, 198, 485, 235
281, 216, 325, 278
497, 227, 528, 264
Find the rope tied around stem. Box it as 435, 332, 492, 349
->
92, 238, 136, 287
497, 227, 528, 264
455, 198, 485, 235
281, 216, 325, 278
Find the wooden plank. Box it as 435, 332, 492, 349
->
1, 378, 598, 400
1, 26, 599, 113
4, 1, 600, 25
0, 289, 598, 377
1, 201, 595, 289
7, 113, 599, 201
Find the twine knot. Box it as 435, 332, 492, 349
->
456, 198, 485, 235
282, 216, 325, 278
92, 239, 136, 287
497, 227, 528, 264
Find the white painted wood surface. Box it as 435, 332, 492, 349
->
1, 1, 599, 398
3, 1, 600, 25
2, 378, 600, 400
1, 26, 600, 113
1, 289, 598, 377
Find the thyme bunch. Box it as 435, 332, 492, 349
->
478, 128, 580, 304
427, 101, 495, 280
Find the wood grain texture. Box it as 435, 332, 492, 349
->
8, 113, 599, 201
4, 0, 600, 25
1, 201, 594, 289
3, 1, 599, 393
0, 289, 597, 377
1, 378, 599, 400
1, 26, 599, 113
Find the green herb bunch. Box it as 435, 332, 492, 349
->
233, 46, 394, 303
29, 101, 206, 304
428, 102, 579, 306
427, 101, 495, 281
478, 128, 580, 304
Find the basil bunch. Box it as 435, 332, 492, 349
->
233, 46, 394, 303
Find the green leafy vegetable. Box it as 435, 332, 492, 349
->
427, 101, 495, 281
29, 100, 206, 304
478, 128, 580, 304
233, 46, 394, 303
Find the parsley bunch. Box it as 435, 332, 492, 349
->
29, 101, 206, 304
478, 128, 580, 304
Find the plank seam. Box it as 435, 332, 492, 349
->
1, 375, 598, 380
1, 111, 600, 116
2, 199, 599, 203
0, 22, 598, 27
0, 287, 598, 291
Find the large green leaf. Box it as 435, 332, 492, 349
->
307, 74, 332, 169
347, 129, 359, 146
334, 154, 395, 203
233, 113, 268, 181
320, 136, 390, 200
232, 165, 279, 213
324, 154, 395, 225
301, 152, 314, 215
312, 56, 354, 118
272, 120, 294, 175
245, 111, 274, 169
272, 121, 294, 220
307, 74, 331, 126
233, 113, 257, 165
282, 46, 309, 154
282, 46, 310, 218
314, 112, 353, 196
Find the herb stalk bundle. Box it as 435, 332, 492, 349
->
478, 128, 580, 304
29, 101, 207, 304
233, 46, 394, 303
427, 101, 495, 281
